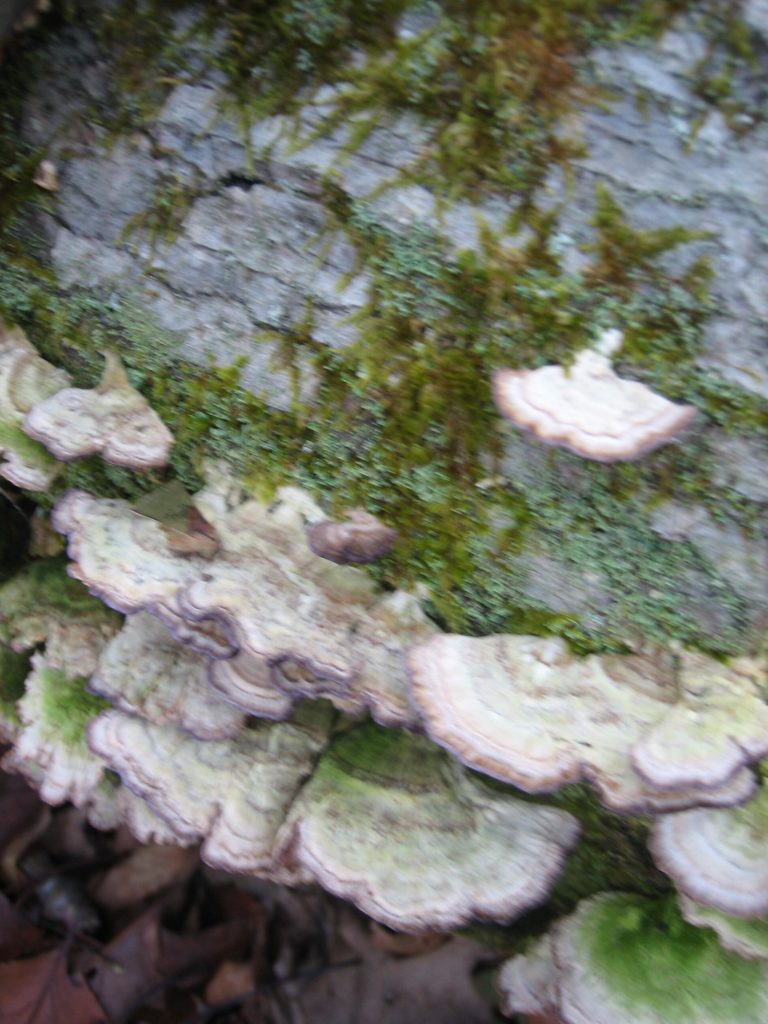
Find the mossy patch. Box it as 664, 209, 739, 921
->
0, 182, 762, 653
546, 785, 670, 915
38, 666, 108, 749
0, 557, 118, 649
323, 722, 449, 792
585, 893, 766, 1022
0, 646, 30, 731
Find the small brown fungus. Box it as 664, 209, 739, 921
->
306, 508, 399, 565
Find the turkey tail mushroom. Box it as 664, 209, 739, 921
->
23, 350, 174, 470
493, 329, 696, 462
0, 322, 71, 490
272, 723, 580, 933
407, 633, 764, 814
651, 788, 768, 918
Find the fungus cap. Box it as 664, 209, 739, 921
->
632, 652, 768, 791
0, 330, 70, 489
499, 893, 768, 1024
88, 704, 333, 879
651, 788, 768, 918
306, 508, 399, 564
23, 351, 173, 469
273, 724, 580, 932
3, 652, 107, 808
493, 331, 696, 462
53, 487, 423, 726
679, 896, 768, 961
407, 633, 760, 813
91, 613, 245, 740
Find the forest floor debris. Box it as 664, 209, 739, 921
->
0, 758, 502, 1024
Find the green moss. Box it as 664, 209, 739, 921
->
322, 722, 448, 792
586, 894, 765, 1022
0, 558, 117, 649
50, 0, 755, 206
80, 0, 413, 139
690, 3, 763, 134
38, 667, 109, 749
546, 785, 670, 915
0, 646, 30, 729
0, 183, 760, 653
307, 0, 753, 205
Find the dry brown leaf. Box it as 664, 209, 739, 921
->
0, 893, 48, 961
282, 907, 498, 1024
91, 844, 199, 911
204, 959, 255, 1004
157, 916, 254, 983
79, 901, 167, 1021
0, 947, 106, 1024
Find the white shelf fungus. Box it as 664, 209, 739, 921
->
23, 350, 173, 470
408, 633, 764, 813
0, 322, 71, 489
651, 787, 768, 917
88, 704, 334, 879
272, 724, 580, 932
53, 485, 433, 728
90, 613, 245, 740
493, 329, 696, 462
679, 896, 768, 961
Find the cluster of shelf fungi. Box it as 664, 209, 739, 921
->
2, 320, 768, 1022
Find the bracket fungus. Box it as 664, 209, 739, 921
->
306, 508, 399, 564
52, 484, 433, 728
3, 653, 108, 807
0, 322, 71, 489
679, 896, 768, 961
497, 893, 768, 1024
651, 787, 768, 918
631, 651, 768, 792
0, 559, 120, 662
492, 329, 696, 462
88, 704, 334, 879
90, 613, 245, 741
23, 350, 174, 470
272, 724, 580, 933
408, 634, 763, 813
